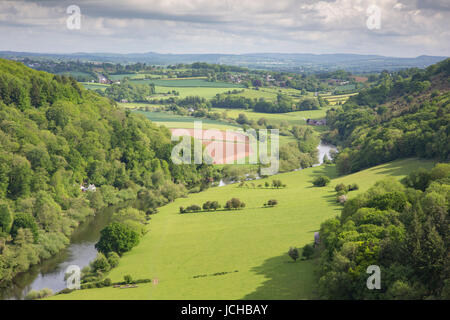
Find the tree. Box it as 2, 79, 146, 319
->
302, 244, 314, 260
95, 222, 140, 255
107, 252, 120, 268
335, 183, 348, 193
210, 201, 221, 211
10, 213, 39, 242
90, 253, 111, 273
288, 247, 299, 262
0, 203, 13, 233
313, 175, 330, 187
124, 274, 133, 284
225, 198, 245, 210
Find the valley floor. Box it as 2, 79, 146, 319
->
51, 158, 435, 300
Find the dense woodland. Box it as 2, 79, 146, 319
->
325, 58, 450, 174
319, 164, 450, 299
0, 59, 216, 284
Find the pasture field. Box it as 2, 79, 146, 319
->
226, 87, 305, 103
321, 93, 357, 105
50, 158, 435, 300
109, 73, 165, 81
210, 107, 331, 125
80, 82, 109, 91
153, 86, 234, 99
134, 110, 240, 130
132, 78, 243, 88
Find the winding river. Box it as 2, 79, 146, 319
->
0, 205, 119, 300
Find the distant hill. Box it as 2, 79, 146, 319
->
0, 51, 447, 73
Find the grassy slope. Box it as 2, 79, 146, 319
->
51, 158, 435, 300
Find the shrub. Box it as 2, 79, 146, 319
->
103, 278, 112, 287
225, 198, 245, 210
124, 275, 133, 284
25, 288, 53, 300
348, 183, 359, 191
335, 183, 348, 193
288, 247, 299, 262
90, 253, 111, 273
107, 251, 120, 268
302, 244, 315, 260
265, 199, 278, 207
313, 175, 330, 187
186, 204, 201, 212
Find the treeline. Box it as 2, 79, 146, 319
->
210, 93, 327, 114
0, 59, 215, 285
103, 79, 155, 102
318, 164, 450, 299
325, 58, 450, 175
179, 198, 246, 213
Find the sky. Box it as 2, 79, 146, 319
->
0, 0, 449, 57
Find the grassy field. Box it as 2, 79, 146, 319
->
132, 79, 243, 88
80, 82, 109, 91
50, 158, 435, 300
321, 93, 357, 106
134, 110, 240, 130
211, 107, 331, 125
153, 86, 234, 99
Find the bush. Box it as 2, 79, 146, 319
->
186, 204, 201, 212
124, 274, 133, 284
265, 199, 278, 207
335, 183, 348, 193
90, 253, 111, 273
348, 183, 359, 191
302, 244, 315, 260
103, 278, 112, 287
225, 198, 245, 210
107, 251, 120, 268
288, 247, 299, 261
313, 175, 330, 187
25, 288, 53, 300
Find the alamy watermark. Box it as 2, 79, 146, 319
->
65, 265, 81, 290
366, 265, 381, 290
66, 5, 81, 30
366, 4, 381, 30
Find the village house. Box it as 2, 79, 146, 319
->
80, 184, 96, 192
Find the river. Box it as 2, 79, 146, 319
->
316, 140, 338, 165
0, 204, 119, 300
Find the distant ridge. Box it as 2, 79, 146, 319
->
0, 51, 447, 73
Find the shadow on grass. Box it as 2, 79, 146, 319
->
241, 254, 319, 300
370, 158, 436, 178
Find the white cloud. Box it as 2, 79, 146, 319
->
0, 0, 448, 56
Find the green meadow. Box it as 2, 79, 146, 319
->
210, 107, 331, 125
153, 86, 234, 99
80, 82, 109, 91
132, 78, 243, 88
134, 110, 240, 130
51, 158, 435, 300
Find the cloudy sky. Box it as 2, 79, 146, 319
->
0, 0, 449, 57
